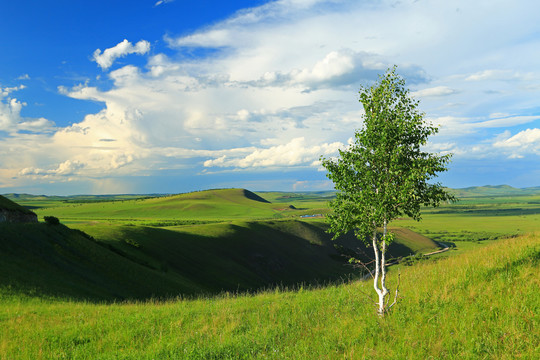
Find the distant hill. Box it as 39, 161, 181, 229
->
33, 188, 296, 221
1, 193, 159, 210
450, 185, 540, 197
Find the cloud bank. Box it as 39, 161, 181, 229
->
2, 0, 540, 193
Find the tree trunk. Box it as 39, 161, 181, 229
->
373, 218, 390, 317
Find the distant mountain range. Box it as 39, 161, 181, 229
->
449, 185, 540, 197
3, 185, 540, 201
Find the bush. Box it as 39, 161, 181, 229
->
44, 216, 60, 225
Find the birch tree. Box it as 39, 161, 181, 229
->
321, 67, 455, 317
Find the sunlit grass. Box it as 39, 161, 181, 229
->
1, 233, 538, 359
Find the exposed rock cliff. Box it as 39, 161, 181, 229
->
0, 195, 38, 223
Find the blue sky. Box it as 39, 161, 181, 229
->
1, 0, 539, 195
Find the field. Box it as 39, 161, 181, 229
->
1, 234, 538, 359
1, 186, 539, 358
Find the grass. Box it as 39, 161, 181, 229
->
0, 195, 35, 214
2, 188, 539, 358
0, 217, 438, 302
32, 189, 301, 224
1, 233, 538, 359
395, 193, 540, 245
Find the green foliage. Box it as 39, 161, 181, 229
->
43, 215, 60, 225
322, 67, 455, 244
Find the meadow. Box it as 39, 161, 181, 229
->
1, 186, 539, 358
1, 233, 538, 359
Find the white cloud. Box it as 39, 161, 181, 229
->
246, 50, 396, 91
493, 128, 540, 154
0, 84, 55, 133
92, 39, 151, 70
20, 160, 85, 177
431, 114, 540, 137
203, 137, 343, 169
411, 86, 458, 98
465, 69, 518, 82
5, 0, 540, 191
1, 84, 25, 97
154, 0, 174, 7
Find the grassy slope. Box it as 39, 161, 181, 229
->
0, 195, 34, 214
0, 223, 207, 300
34, 189, 296, 222
1, 233, 537, 359
0, 219, 439, 301
0, 189, 441, 301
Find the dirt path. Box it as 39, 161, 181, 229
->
422, 242, 450, 256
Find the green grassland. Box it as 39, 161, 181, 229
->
1, 233, 538, 359
32, 189, 301, 225
0, 219, 438, 301
3, 193, 156, 210
1, 186, 539, 358
398, 194, 540, 243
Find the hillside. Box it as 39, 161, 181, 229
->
34, 188, 296, 222
0, 194, 35, 214
1, 233, 537, 359
0, 223, 205, 300
0, 190, 444, 301
0, 218, 438, 301
451, 184, 540, 197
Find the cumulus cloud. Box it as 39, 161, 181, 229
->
203, 137, 343, 169
246, 50, 389, 91
493, 128, 540, 156
0, 84, 55, 133
1, 84, 25, 97
5, 0, 540, 191
92, 39, 151, 70
20, 160, 85, 177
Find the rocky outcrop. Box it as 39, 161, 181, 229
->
0, 209, 38, 223
0, 195, 38, 223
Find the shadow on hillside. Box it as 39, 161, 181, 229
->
0, 221, 424, 303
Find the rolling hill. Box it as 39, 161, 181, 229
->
34, 189, 297, 222
0, 218, 439, 301
450, 184, 540, 197
1, 232, 537, 359
0, 189, 443, 301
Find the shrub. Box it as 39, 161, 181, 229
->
44, 216, 60, 225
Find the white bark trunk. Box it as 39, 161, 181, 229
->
371, 227, 384, 316
381, 217, 389, 302
373, 217, 390, 317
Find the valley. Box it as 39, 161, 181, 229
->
0, 186, 539, 359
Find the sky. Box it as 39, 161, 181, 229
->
1, 0, 539, 195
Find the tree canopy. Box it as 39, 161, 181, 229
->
321, 66, 455, 316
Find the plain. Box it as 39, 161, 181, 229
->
0, 186, 539, 359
